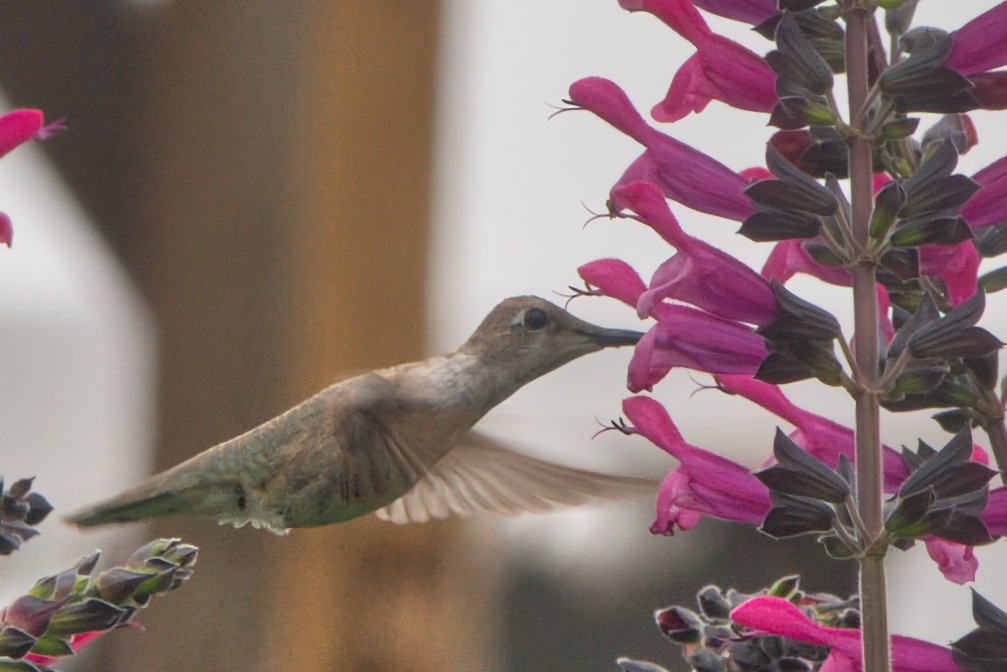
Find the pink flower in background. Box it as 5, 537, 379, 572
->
567, 76, 754, 221
619, 0, 776, 122
623, 395, 770, 534
731, 596, 958, 672
0, 109, 65, 247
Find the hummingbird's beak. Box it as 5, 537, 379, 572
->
579, 326, 645, 348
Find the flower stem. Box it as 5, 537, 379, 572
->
846, 4, 891, 672
983, 418, 1007, 479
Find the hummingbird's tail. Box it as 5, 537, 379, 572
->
64, 457, 245, 529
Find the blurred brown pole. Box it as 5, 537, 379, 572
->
60, 2, 490, 671
260, 3, 491, 671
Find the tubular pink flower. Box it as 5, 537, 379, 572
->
0, 109, 64, 248
761, 240, 852, 286
567, 77, 753, 221
962, 153, 1007, 229
623, 395, 770, 534
0, 109, 63, 158
0, 212, 11, 247
924, 538, 978, 585
613, 181, 780, 325
578, 258, 647, 307
731, 596, 958, 672
944, 1, 1007, 77
979, 486, 1007, 537
715, 375, 910, 490
620, 0, 777, 122
764, 239, 979, 307
629, 306, 767, 391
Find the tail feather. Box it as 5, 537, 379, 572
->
64, 466, 240, 528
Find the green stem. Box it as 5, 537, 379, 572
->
846, 4, 891, 672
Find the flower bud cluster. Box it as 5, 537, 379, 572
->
0, 539, 198, 671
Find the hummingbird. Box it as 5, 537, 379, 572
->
66, 296, 650, 534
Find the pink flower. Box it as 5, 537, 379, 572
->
623, 395, 771, 534
629, 306, 768, 391
567, 77, 754, 221
0, 213, 11, 249
961, 154, 1007, 230
0, 109, 65, 247
0, 109, 63, 158
924, 538, 978, 585
619, 0, 776, 122
612, 181, 780, 325
714, 375, 910, 491
981, 486, 1007, 535
761, 239, 851, 287
731, 596, 958, 672
944, 2, 1007, 77
578, 258, 648, 307
577, 248, 769, 390
763, 238, 979, 307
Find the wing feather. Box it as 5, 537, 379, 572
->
375, 432, 655, 524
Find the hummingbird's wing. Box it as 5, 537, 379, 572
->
374, 432, 655, 524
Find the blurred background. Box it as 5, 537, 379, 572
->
0, 2, 1004, 671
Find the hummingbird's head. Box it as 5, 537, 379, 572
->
460, 296, 643, 385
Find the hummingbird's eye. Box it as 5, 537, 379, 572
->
522, 308, 549, 331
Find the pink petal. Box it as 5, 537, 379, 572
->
945, 1, 1007, 76
578, 258, 648, 307
962, 154, 1007, 229
613, 181, 779, 324
634, 0, 776, 121
732, 596, 958, 672
0, 212, 11, 247
925, 538, 978, 584
569, 77, 754, 221
628, 308, 766, 390
0, 109, 43, 158
980, 486, 1007, 536
623, 396, 770, 533
762, 240, 852, 286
